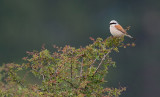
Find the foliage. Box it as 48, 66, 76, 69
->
0, 37, 135, 97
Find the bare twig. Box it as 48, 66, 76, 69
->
63, 79, 77, 89
71, 64, 72, 79
22, 70, 30, 81
10, 71, 25, 87
89, 58, 97, 69
94, 49, 112, 75
80, 59, 83, 77
42, 73, 45, 80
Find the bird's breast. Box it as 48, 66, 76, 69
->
109, 26, 124, 37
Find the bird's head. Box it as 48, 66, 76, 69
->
109, 20, 118, 25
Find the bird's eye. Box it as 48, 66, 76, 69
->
110, 23, 116, 25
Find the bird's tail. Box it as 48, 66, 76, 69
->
125, 34, 136, 40
125, 34, 133, 38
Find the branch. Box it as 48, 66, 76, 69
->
63, 79, 77, 89
10, 71, 25, 87
90, 58, 96, 68
71, 64, 72, 79
80, 59, 83, 77
42, 73, 45, 80
94, 49, 112, 75
22, 70, 30, 81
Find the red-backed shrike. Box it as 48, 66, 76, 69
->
109, 20, 133, 38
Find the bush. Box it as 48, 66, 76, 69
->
0, 37, 135, 97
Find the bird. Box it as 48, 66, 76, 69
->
109, 20, 133, 39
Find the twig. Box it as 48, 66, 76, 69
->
71, 64, 72, 79
80, 59, 83, 77
89, 58, 96, 69
10, 71, 25, 87
94, 49, 112, 75
42, 73, 45, 80
63, 79, 77, 89
22, 70, 30, 81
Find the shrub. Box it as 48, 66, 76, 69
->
0, 37, 135, 97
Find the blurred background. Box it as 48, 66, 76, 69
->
0, 0, 160, 97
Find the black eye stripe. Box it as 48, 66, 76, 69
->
110, 23, 116, 25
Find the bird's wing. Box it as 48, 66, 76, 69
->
115, 24, 127, 34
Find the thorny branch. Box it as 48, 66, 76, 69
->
90, 58, 97, 68
71, 64, 72, 79
63, 79, 77, 89
80, 59, 83, 77
94, 48, 113, 75
9, 71, 25, 87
